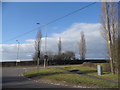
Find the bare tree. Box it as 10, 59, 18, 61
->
79, 31, 86, 60
100, 2, 118, 74
118, 31, 120, 74
33, 52, 44, 61
118, 3, 120, 74
47, 51, 54, 61
58, 37, 62, 55
35, 29, 42, 69
64, 51, 75, 60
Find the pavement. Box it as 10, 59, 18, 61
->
2, 66, 73, 88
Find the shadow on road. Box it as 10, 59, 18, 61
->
2, 76, 27, 84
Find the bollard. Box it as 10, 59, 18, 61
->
97, 65, 102, 75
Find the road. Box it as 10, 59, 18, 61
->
2, 66, 73, 88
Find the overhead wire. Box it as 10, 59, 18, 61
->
3, 2, 96, 43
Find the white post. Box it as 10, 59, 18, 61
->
97, 65, 102, 75
44, 59, 46, 68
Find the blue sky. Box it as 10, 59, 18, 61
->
3, 2, 101, 44
2, 2, 108, 61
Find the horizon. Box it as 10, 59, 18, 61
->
1, 57, 109, 62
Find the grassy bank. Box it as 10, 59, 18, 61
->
62, 65, 118, 81
23, 65, 118, 88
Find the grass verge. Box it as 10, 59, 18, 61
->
62, 65, 118, 81
23, 65, 118, 88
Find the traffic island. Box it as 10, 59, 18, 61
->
23, 65, 118, 88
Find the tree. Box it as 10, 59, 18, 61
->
63, 51, 75, 60
53, 51, 75, 61
118, 2, 120, 74
53, 53, 63, 61
118, 34, 120, 74
58, 37, 62, 55
100, 2, 118, 74
79, 31, 86, 60
47, 51, 54, 61
34, 29, 42, 68
33, 52, 44, 61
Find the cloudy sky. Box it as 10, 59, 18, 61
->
1, 2, 108, 62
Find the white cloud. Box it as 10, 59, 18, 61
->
52, 23, 106, 58
1, 23, 107, 61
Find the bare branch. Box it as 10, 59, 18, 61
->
79, 31, 86, 60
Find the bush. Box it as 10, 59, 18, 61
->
82, 62, 97, 68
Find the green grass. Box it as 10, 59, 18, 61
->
62, 65, 118, 81
23, 66, 118, 88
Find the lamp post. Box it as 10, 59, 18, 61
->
16, 40, 20, 66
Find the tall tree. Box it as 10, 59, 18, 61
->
80, 31, 86, 60
33, 52, 44, 61
35, 29, 42, 69
118, 2, 120, 74
58, 37, 62, 55
100, 2, 118, 74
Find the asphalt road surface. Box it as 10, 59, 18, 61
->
2, 66, 73, 88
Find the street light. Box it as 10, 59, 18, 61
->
36, 23, 48, 68
16, 40, 20, 66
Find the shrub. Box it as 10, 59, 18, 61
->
82, 62, 97, 68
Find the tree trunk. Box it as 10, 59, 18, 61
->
104, 2, 115, 74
